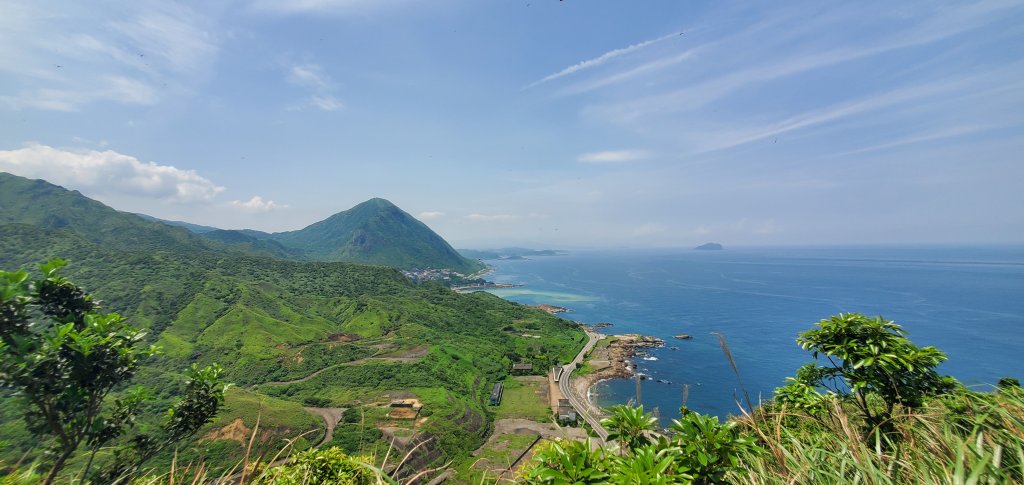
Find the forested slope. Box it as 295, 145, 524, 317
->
0, 177, 584, 478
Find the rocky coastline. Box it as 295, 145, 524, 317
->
573, 333, 665, 416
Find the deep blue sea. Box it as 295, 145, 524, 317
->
482, 246, 1024, 423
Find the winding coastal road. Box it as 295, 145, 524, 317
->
558, 330, 610, 443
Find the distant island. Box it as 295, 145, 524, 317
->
695, 242, 724, 250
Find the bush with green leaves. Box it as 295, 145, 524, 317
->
774, 313, 949, 434
664, 411, 757, 483
521, 438, 613, 484
255, 447, 382, 484
0, 259, 226, 484
524, 406, 757, 484
601, 404, 659, 452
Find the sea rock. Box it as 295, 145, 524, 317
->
530, 303, 569, 314
674, 334, 693, 340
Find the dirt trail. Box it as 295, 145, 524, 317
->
304, 407, 346, 445
259, 347, 429, 387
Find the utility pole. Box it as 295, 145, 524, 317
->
635, 373, 643, 407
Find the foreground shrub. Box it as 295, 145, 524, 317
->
0, 260, 226, 484
255, 447, 382, 485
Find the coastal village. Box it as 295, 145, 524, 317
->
400, 267, 523, 292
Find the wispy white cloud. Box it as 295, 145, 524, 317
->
523, 32, 680, 90
287, 64, 331, 90
0, 1, 218, 111
553, 7, 814, 97
578, 149, 651, 163
559, 49, 697, 96
686, 74, 997, 154
229, 196, 288, 212
285, 62, 344, 111
249, 0, 411, 16
309, 95, 344, 111
1, 82, 156, 112
464, 213, 519, 222
0, 143, 224, 202
582, 1, 1023, 124
418, 211, 445, 220
828, 125, 994, 158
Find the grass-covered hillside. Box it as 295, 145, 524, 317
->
266, 198, 484, 274
0, 190, 584, 480
0, 172, 215, 254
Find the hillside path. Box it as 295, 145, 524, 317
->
257, 348, 428, 387
304, 407, 347, 446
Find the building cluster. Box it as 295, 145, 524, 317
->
400, 268, 465, 283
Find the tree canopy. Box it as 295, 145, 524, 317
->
0, 259, 226, 484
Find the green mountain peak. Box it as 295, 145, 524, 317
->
271, 197, 483, 273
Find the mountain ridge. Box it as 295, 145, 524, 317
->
2, 172, 482, 273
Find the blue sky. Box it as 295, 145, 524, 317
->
1, 0, 1022, 247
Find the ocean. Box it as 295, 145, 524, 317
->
482, 246, 1024, 423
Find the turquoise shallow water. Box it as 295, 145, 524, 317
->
482, 246, 1024, 423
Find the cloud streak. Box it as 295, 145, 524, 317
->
582, 1, 1023, 125
286, 63, 344, 111
249, 0, 411, 16
522, 32, 679, 90
686, 72, 1003, 155
464, 213, 518, 222
578, 149, 651, 163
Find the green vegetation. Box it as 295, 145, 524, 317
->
266, 198, 484, 273
0, 173, 584, 481
0, 172, 215, 255
1, 172, 482, 272
460, 433, 539, 483
0, 261, 226, 484
775, 313, 950, 435
254, 447, 380, 484
6, 172, 1019, 483
523, 406, 756, 484
492, 379, 550, 422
